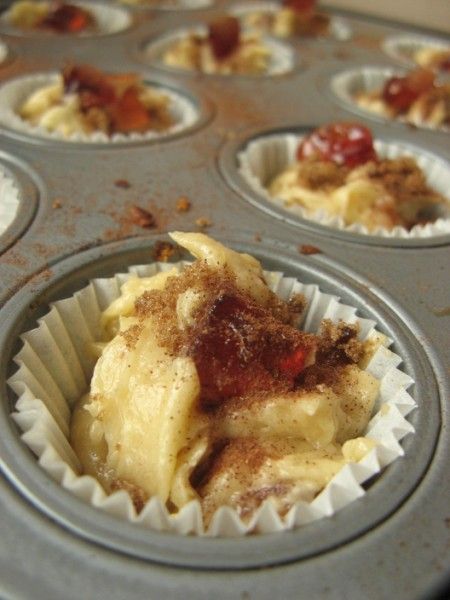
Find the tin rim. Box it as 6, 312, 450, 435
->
0, 234, 441, 569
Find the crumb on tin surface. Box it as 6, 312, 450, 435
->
152, 240, 177, 262
299, 244, 322, 255
195, 217, 212, 229
176, 196, 191, 213
115, 179, 131, 189
130, 205, 157, 229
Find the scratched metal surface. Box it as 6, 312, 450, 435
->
0, 1, 449, 598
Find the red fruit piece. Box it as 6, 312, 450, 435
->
382, 68, 435, 112
41, 4, 92, 33
108, 87, 151, 133
63, 64, 116, 107
283, 0, 316, 13
278, 347, 307, 378
297, 122, 377, 168
189, 293, 314, 407
208, 15, 240, 60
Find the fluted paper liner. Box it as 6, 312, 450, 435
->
121, 0, 213, 10
331, 67, 450, 133
0, 1, 131, 36
0, 73, 199, 143
9, 259, 417, 536
230, 1, 352, 41
238, 133, 450, 238
0, 166, 20, 237
143, 26, 294, 76
382, 35, 450, 68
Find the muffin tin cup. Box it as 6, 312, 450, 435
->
8, 247, 417, 537
0, 235, 441, 568
142, 26, 295, 76
230, 1, 352, 42
236, 132, 450, 239
0, 1, 132, 37
330, 67, 450, 133
0, 72, 202, 144
382, 34, 450, 69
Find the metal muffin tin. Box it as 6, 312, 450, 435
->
0, 1, 449, 598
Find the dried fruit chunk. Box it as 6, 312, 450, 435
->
109, 87, 151, 133
297, 122, 377, 168
40, 3, 93, 33
382, 68, 435, 112
208, 15, 240, 60
189, 293, 315, 407
62, 64, 154, 133
283, 0, 316, 14
63, 64, 116, 107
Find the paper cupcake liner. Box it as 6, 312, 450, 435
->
0, 166, 20, 237
0, 1, 131, 37
230, 1, 352, 41
237, 133, 450, 238
330, 67, 450, 133
143, 26, 294, 76
119, 0, 213, 10
382, 35, 450, 69
0, 73, 199, 144
9, 259, 416, 536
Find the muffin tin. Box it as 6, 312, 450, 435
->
0, 1, 449, 598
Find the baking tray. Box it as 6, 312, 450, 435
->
0, 1, 449, 598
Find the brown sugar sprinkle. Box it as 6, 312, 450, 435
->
110, 479, 148, 513
176, 196, 191, 212
152, 240, 177, 262
195, 217, 212, 229
133, 262, 315, 409
129, 264, 360, 407
120, 323, 143, 350
130, 205, 156, 229
297, 320, 363, 391
115, 179, 131, 189
195, 438, 272, 493
299, 244, 322, 255
350, 157, 444, 207
297, 157, 349, 190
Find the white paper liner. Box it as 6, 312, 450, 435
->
237, 133, 450, 238
0, 73, 199, 143
0, 166, 20, 237
9, 260, 417, 536
119, 0, 213, 9
230, 1, 352, 41
143, 25, 294, 76
330, 67, 450, 133
0, 1, 132, 37
382, 35, 450, 69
